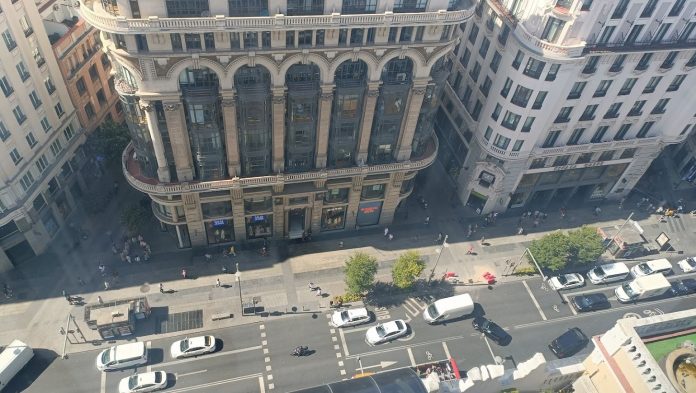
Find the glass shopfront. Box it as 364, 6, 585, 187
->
322, 206, 347, 231
356, 201, 382, 227
246, 214, 273, 238
205, 219, 235, 244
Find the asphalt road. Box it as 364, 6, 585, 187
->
13, 261, 696, 393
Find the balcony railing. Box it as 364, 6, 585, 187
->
531, 136, 658, 158
584, 38, 696, 54
79, 0, 475, 34
122, 135, 438, 196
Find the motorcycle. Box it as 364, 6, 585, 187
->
291, 346, 309, 357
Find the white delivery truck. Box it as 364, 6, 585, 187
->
615, 273, 671, 303
0, 339, 34, 391
423, 293, 474, 324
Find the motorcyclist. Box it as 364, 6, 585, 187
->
292, 346, 307, 356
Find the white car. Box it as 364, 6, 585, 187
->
548, 273, 585, 290
677, 257, 696, 273
365, 319, 408, 345
170, 335, 216, 359
119, 371, 167, 393
330, 307, 371, 328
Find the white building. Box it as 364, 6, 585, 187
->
0, 0, 85, 271
438, 0, 696, 213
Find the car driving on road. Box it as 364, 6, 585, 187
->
472, 317, 510, 345
365, 320, 408, 345
677, 257, 696, 273
170, 336, 216, 359
549, 328, 589, 359
119, 371, 167, 393
670, 279, 696, 296
571, 293, 611, 312
548, 273, 585, 290
330, 307, 371, 328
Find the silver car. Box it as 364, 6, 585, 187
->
365, 320, 408, 345
548, 273, 585, 290
330, 307, 371, 328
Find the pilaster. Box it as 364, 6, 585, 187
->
357, 82, 381, 165
345, 176, 364, 229
379, 171, 405, 225
183, 193, 206, 246
315, 84, 334, 169
396, 80, 429, 161
221, 91, 242, 177
231, 186, 247, 242
140, 101, 170, 182
272, 196, 284, 239
311, 194, 323, 234
272, 88, 286, 173
163, 100, 194, 181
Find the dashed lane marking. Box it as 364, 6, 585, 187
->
442, 342, 451, 359
345, 335, 467, 359
99, 369, 106, 393
407, 347, 416, 366
563, 294, 577, 315
339, 328, 350, 356
148, 345, 262, 371
483, 336, 497, 363
259, 376, 266, 393
522, 280, 547, 321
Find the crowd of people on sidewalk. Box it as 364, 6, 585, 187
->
113, 234, 152, 264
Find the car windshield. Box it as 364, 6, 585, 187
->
395, 321, 404, 330
593, 266, 606, 278
623, 283, 638, 297
580, 296, 593, 306
100, 349, 112, 365
204, 336, 211, 346
340, 311, 350, 323
180, 340, 190, 352
375, 325, 386, 337
426, 304, 440, 319
688, 258, 696, 267
154, 372, 163, 383
638, 264, 652, 274
128, 375, 139, 389
557, 275, 569, 285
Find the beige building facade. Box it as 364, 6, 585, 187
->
80, 0, 473, 247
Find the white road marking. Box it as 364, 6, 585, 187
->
151, 345, 262, 369
564, 294, 577, 315
269, 383, 274, 390
99, 370, 106, 393
340, 369, 346, 375
338, 361, 344, 366
262, 340, 267, 346
407, 347, 416, 366
341, 325, 373, 334
163, 373, 262, 393
267, 374, 273, 381
346, 335, 467, 359
442, 342, 451, 359
175, 369, 207, 378
146, 341, 152, 349
482, 336, 497, 363
522, 280, 547, 321
334, 344, 340, 350
339, 327, 350, 356
265, 365, 272, 371
259, 376, 266, 393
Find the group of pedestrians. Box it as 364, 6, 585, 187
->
114, 234, 152, 264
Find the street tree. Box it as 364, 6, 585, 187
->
391, 251, 426, 290
85, 121, 131, 164
528, 231, 571, 271
567, 226, 604, 266
344, 252, 378, 295
121, 203, 150, 235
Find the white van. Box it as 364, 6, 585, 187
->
96, 342, 147, 371
587, 262, 630, 284
630, 259, 673, 278
0, 339, 34, 389
423, 294, 474, 324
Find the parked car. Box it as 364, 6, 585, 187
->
571, 293, 611, 312
677, 257, 696, 273
472, 317, 510, 345
365, 320, 408, 345
170, 336, 216, 359
549, 328, 589, 359
548, 273, 585, 290
330, 307, 371, 328
670, 279, 696, 296
119, 371, 167, 393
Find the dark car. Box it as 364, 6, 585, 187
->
571, 293, 611, 312
472, 317, 511, 345
549, 328, 589, 358
670, 279, 696, 296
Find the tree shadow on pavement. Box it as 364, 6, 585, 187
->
363, 280, 455, 308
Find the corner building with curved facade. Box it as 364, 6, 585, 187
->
439, 0, 696, 213
79, 0, 472, 246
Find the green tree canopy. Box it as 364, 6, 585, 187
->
391, 251, 426, 289
529, 226, 604, 272
121, 203, 150, 235
528, 231, 571, 271
344, 252, 378, 295
85, 121, 131, 163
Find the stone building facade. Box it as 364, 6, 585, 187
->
80, 0, 474, 247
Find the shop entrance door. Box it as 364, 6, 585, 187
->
288, 208, 305, 239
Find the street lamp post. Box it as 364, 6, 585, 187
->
235, 262, 243, 313
601, 212, 635, 254
428, 235, 449, 282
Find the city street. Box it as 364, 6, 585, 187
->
15, 260, 696, 393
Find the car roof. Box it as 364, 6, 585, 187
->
135, 372, 159, 385
347, 308, 368, 318
383, 320, 403, 331
584, 293, 608, 301
187, 336, 209, 346
557, 328, 586, 343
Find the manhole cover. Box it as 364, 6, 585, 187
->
140, 284, 150, 293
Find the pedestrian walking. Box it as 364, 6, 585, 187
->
424, 216, 430, 225
316, 288, 322, 297
97, 296, 103, 304
517, 227, 524, 235
159, 283, 164, 293
62, 289, 69, 300
479, 236, 486, 246
436, 233, 443, 243
182, 269, 187, 279
98, 263, 105, 275
388, 233, 394, 241
104, 281, 110, 290
229, 245, 236, 257
308, 282, 318, 291
466, 245, 474, 255
216, 278, 221, 288
384, 227, 389, 237
338, 241, 344, 248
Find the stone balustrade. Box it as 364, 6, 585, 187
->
79, 0, 474, 34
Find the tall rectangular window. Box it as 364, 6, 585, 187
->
40, 117, 51, 133
468, 24, 479, 44
651, 98, 669, 114
501, 111, 521, 130
614, 124, 631, 140
627, 100, 646, 116
16, 62, 30, 81
20, 172, 35, 192
493, 134, 511, 150
618, 78, 637, 95
640, 0, 658, 18
511, 85, 533, 108
521, 117, 535, 133
596, 26, 616, 45
669, 0, 686, 17
26, 132, 37, 148
478, 37, 490, 59
13, 106, 26, 124
554, 107, 573, 123
667, 74, 687, 92
542, 130, 561, 148
523, 58, 546, 79
660, 51, 679, 69
512, 50, 524, 70
611, 0, 630, 19
185, 34, 202, 50
579, 104, 598, 121
342, 0, 376, 14
287, 0, 324, 15
567, 81, 586, 99
636, 121, 654, 138
2, 29, 16, 51
625, 25, 643, 44
165, 0, 209, 17
0, 122, 10, 141
50, 139, 63, 157
500, 78, 513, 98
653, 24, 672, 43
568, 128, 585, 145
55, 103, 65, 118
643, 76, 662, 93
171, 33, 183, 51
582, 57, 599, 74
204, 32, 215, 49
491, 103, 502, 121
10, 148, 22, 165
541, 17, 565, 43
610, 54, 627, 72
490, 51, 502, 73
228, 0, 268, 17
393, 0, 427, 13
591, 126, 608, 143
29, 90, 42, 109
594, 80, 612, 97
679, 22, 696, 42
635, 53, 652, 71
604, 103, 622, 119
532, 91, 547, 110
0, 76, 14, 97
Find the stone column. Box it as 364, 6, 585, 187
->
221, 91, 242, 177
356, 81, 381, 165
272, 196, 285, 239
315, 84, 334, 169
140, 101, 170, 182
396, 80, 429, 161
182, 193, 206, 246
163, 100, 194, 181
344, 176, 364, 230
272, 88, 286, 173
379, 171, 405, 225
231, 186, 247, 241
